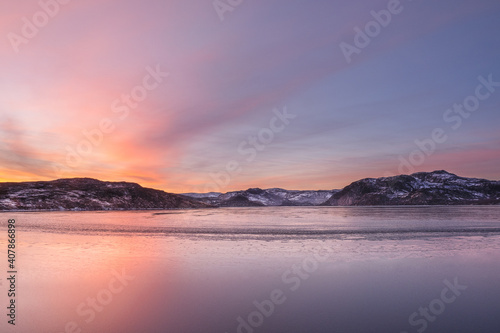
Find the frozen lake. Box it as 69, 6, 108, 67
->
1, 206, 500, 332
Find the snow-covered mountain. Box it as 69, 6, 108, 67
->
183, 171, 500, 207
181, 192, 222, 199
0, 178, 209, 211
322, 170, 500, 206
1, 171, 498, 211
182, 188, 338, 207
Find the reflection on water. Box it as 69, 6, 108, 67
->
0, 207, 499, 332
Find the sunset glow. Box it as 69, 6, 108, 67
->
1, 0, 499, 193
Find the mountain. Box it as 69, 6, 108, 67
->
181, 192, 222, 199
0, 178, 210, 211
322, 170, 500, 206
1, 171, 498, 211
182, 188, 338, 207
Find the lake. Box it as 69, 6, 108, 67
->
1, 206, 500, 332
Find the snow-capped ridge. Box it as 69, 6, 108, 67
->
0, 178, 209, 211
323, 170, 500, 206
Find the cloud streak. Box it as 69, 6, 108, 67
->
0, 0, 499, 191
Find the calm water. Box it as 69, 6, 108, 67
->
1, 206, 500, 333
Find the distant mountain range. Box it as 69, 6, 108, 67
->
182, 188, 337, 207
0, 171, 498, 211
182, 170, 500, 207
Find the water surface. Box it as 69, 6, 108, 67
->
1, 206, 499, 332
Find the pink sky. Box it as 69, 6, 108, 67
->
1, 0, 499, 192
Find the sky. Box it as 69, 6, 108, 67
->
0, 0, 499, 193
